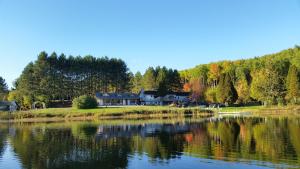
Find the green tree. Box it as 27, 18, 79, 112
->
286, 65, 300, 104
235, 67, 251, 104
205, 87, 217, 103
142, 67, 156, 90
250, 66, 285, 106
12, 51, 131, 109
0, 76, 8, 100
217, 73, 238, 105
131, 72, 143, 93
156, 67, 169, 98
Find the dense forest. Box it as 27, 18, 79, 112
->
8, 52, 131, 109
180, 46, 300, 106
7, 52, 182, 109
130, 66, 182, 95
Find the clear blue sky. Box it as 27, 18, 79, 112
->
0, 0, 300, 88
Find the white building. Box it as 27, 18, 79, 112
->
96, 93, 139, 106
139, 89, 190, 105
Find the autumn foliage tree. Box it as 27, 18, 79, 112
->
189, 78, 206, 102
208, 64, 221, 88
181, 46, 300, 106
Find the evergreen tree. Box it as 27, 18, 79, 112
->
143, 67, 156, 90
286, 65, 300, 104
0, 76, 8, 100
155, 67, 170, 97
217, 73, 238, 105
11, 51, 131, 109
131, 72, 143, 93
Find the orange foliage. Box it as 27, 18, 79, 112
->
209, 64, 220, 79
183, 83, 192, 92
190, 78, 206, 102
184, 133, 194, 143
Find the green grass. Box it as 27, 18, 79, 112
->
1, 105, 300, 122
215, 106, 263, 112
0, 106, 213, 121
213, 105, 300, 114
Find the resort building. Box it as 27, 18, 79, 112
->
95, 89, 190, 106
139, 89, 190, 105
96, 93, 140, 106
0, 101, 18, 112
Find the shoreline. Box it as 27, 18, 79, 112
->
0, 106, 213, 123
1, 105, 300, 123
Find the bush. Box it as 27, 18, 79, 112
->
72, 95, 98, 109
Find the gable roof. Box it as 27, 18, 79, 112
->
143, 90, 158, 95
142, 90, 190, 97
96, 93, 139, 100
0, 101, 15, 106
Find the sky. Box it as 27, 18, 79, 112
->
0, 0, 300, 88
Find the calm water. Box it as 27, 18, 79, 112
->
0, 116, 300, 169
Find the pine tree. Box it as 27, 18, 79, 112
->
131, 72, 143, 93
0, 76, 8, 100
217, 73, 238, 105
143, 67, 156, 90
286, 65, 300, 104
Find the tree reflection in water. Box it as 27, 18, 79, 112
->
0, 117, 299, 169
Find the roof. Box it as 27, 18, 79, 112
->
0, 101, 17, 111
143, 90, 158, 95
0, 101, 15, 106
96, 93, 139, 100
142, 90, 190, 97
169, 92, 190, 97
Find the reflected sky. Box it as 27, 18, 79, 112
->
0, 140, 22, 169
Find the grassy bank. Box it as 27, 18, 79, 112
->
2, 105, 300, 122
215, 105, 300, 114
0, 106, 213, 122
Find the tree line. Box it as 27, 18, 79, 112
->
3, 45, 300, 109
7, 52, 183, 109
130, 66, 182, 95
8, 52, 131, 109
181, 46, 300, 105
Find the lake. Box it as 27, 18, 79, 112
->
0, 116, 299, 169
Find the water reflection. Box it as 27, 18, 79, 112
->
0, 117, 299, 169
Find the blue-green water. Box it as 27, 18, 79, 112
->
0, 116, 299, 169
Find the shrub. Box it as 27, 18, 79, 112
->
72, 95, 98, 109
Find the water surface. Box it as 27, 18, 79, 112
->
0, 116, 299, 169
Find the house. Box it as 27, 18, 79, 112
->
0, 101, 18, 112
138, 90, 160, 105
139, 89, 190, 105
96, 93, 139, 106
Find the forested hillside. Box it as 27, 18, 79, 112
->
180, 46, 300, 106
